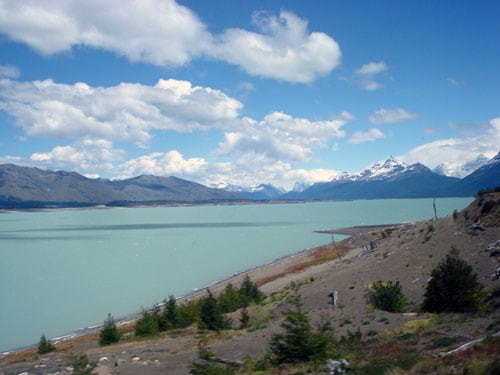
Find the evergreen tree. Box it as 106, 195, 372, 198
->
239, 308, 250, 329
135, 309, 160, 336
218, 283, 241, 313
99, 313, 121, 346
239, 275, 264, 306
37, 334, 55, 354
269, 297, 333, 364
423, 248, 484, 313
199, 289, 231, 331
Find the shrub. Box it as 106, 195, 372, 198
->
135, 309, 160, 336
66, 354, 97, 375
37, 334, 55, 354
365, 280, 408, 312
99, 313, 121, 346
422, 248, 484, 313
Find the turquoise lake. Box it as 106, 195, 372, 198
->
0, 198, 473, 352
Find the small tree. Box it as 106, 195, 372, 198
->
239, 275, 264, 306
365, 280, 408, 313
239, 308, 250, 329
135, 309, 160, 336
199, 289, 231, 331
423, 248, 484, 313
37, 334, 55, 354
99, 313, 121, 346
269, 297, 333, 364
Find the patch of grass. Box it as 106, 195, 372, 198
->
431, 335, 458, 348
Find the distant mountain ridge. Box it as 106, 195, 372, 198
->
283, 152, 499, 200
1, 151, 498, 208
0, 164, 242, 208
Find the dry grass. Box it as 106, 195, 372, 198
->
256, 243, 350, 287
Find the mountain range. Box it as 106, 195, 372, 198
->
0, 151, 498, 208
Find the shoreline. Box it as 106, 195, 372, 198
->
0, 224, 381, 357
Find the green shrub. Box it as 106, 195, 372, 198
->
423, 248, 484, 313
365, 280, 408, 312
99, 313, 121, 346
66, 354, 97, 375
37, 334, 55, 354
135, 309, 160, 336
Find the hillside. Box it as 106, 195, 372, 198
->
2, 191, 499, 374
0, 164, 242, 208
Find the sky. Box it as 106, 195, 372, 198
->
0, 0, 499, 190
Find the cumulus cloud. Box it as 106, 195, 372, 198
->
216, 112, 347, 162
30, 139, 124, 173
0, 0, 211, 66
211, 10, 341, 83
0, 78, 242, 145
400, 117, 500, 176
369, 108, 417, 124
355, 61, 388, 91
117, 150, 207, 179
202, 154, 340, 190
349, 128, 385, 144
0, 1, 341, 83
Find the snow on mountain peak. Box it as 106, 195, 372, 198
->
352, 156, 409, 181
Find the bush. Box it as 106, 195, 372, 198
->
66, 354, 97, 375
365, 280, 408, 312
135, 308, 160, 336
423, 248, 484, 313
99, 313, 121, 346
269, 297, 334, 364
37, 334, 55, 354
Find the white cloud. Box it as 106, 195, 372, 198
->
369, 108, 417, 124
349, 128, 385, 144
0, 1, 341, 83
211, 10, 341, 83
354, 61, 388, 91
201, 154, 340, 190
117, 150, 207, 179
216, 112, 347, 162
0, 78, 242, 145
400, 117, 500, 176
0, 64, 20, 78
0, 0, 211, 66
30, 139, 124, 173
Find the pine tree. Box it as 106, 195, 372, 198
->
37, 334, 55, 354
199, 289, 230, 331
269, 297, 333, 364
99, 313, 121, 346
423, 248, 484, 313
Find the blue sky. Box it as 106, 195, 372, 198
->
0, 0, 498, 189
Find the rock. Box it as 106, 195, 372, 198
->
326, 359, 349, 374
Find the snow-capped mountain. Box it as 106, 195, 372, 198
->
433, 154, 490, 178
283, 157, 465, 200
213, 182, 286, 200
345, 156, 411, 181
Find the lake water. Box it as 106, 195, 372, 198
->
0, 198, 472, 352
